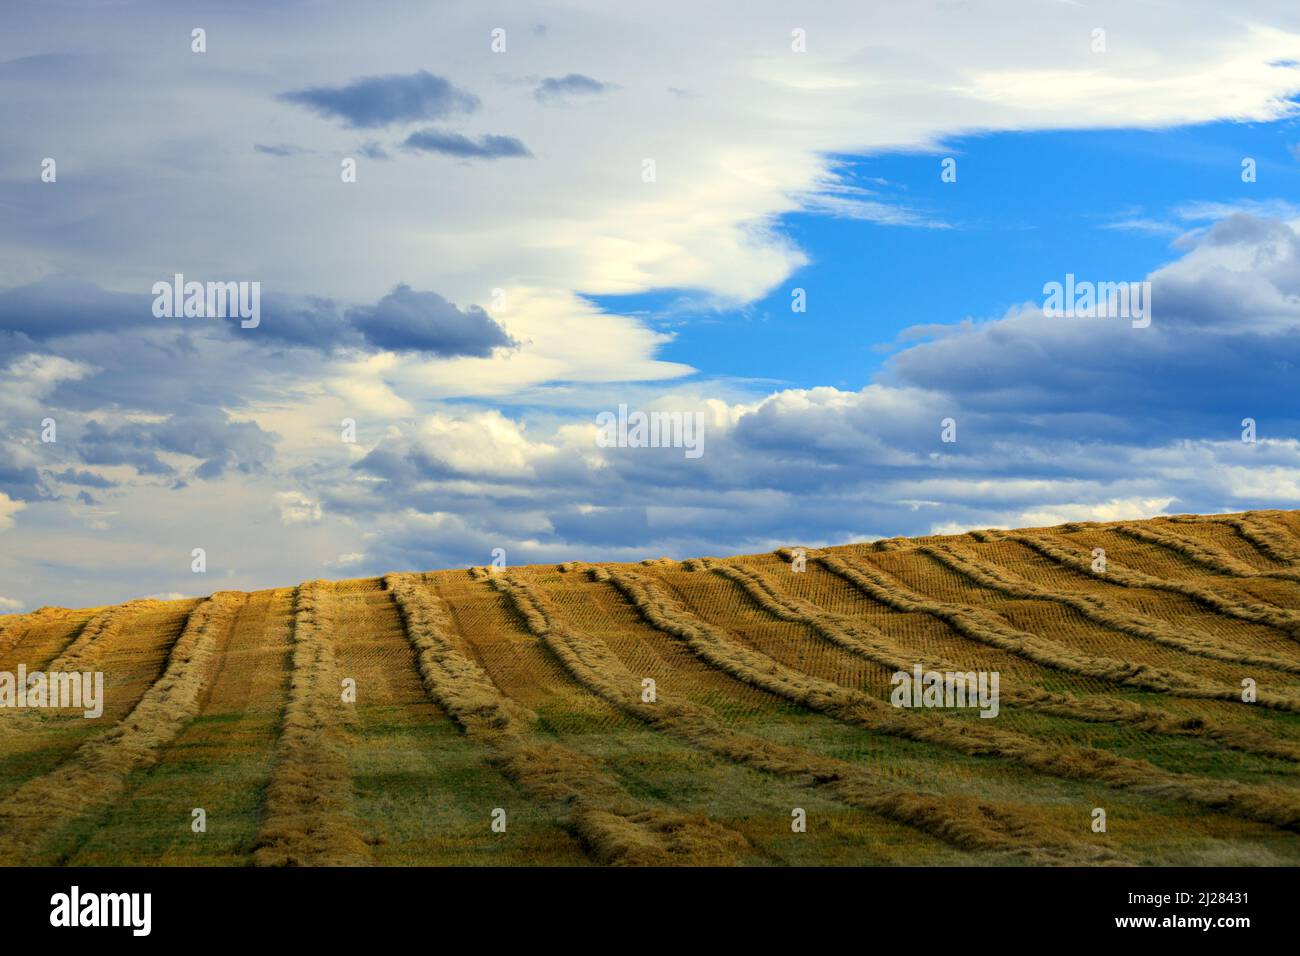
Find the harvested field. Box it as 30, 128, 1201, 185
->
1, 510, 1298, 866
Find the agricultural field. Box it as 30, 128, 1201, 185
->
2, 510, 1300, 867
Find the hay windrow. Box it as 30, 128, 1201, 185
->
1169, 513, 1300, 566
0, 606, 72, 658
0, 601, 161, 742
383, 572, 747, 866
0, 591, 245, 864
46, 600, 158, 674
704, 558, 1300, 763
919, 544, 1300, 677
802, 548, 1300, 713
492, 569, 1122, 865
999, 531, 1300, 639
599, 565, 1300, 835
1115, 523, 1266, 577
253, 581, 372, 867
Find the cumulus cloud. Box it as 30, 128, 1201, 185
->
277, 490, 322, 525
0, 279, 151, 340
358, 409, 552, 481
0, 492, 25, 531
278, 70, 479, 128
400, 128, 532, 159
888, 214, 1300, 440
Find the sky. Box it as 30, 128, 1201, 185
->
2, 0, 1300, 610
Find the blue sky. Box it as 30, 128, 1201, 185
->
3, 1, 1300, 610
597, 118, 1300, 389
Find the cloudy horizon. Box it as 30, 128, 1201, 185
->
3, 0, 1300, 610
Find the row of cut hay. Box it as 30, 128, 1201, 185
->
0, 591, 245, 864
921, 544, 1300, 677
0, 601, 160, 741
1115, 523, 1269, 577
804, 548, 1300, 713
1169, 513, 1300, 566
983, 530, 1300, 639
45, 600, 159, 673
252, 581, 372, 866
0, 606, 72, 659
0, 612, 33, 652
703, 559, 1300, 763
383, 572, 747, 866
490, 569, 1116, 864
601, 565, 1300, 834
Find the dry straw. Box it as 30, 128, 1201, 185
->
704, 558, 1300, 762
253, 581, 372, 866
919, 544, 1300, 676
1169, 513, 1300, 565
806, 548, 1300, 713
492, 568, 1122, 864
384, 572, 747, 865
0, 591, 244, 863
600, 565, 1300, 834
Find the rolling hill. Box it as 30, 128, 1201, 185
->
3, 510, 1300, 866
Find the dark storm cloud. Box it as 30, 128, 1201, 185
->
278, 71, 479, 128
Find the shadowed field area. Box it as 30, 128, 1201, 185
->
3, 510, 1300, 866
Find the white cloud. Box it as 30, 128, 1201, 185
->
0, 493, 25, 531
277, 491, 322, 525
